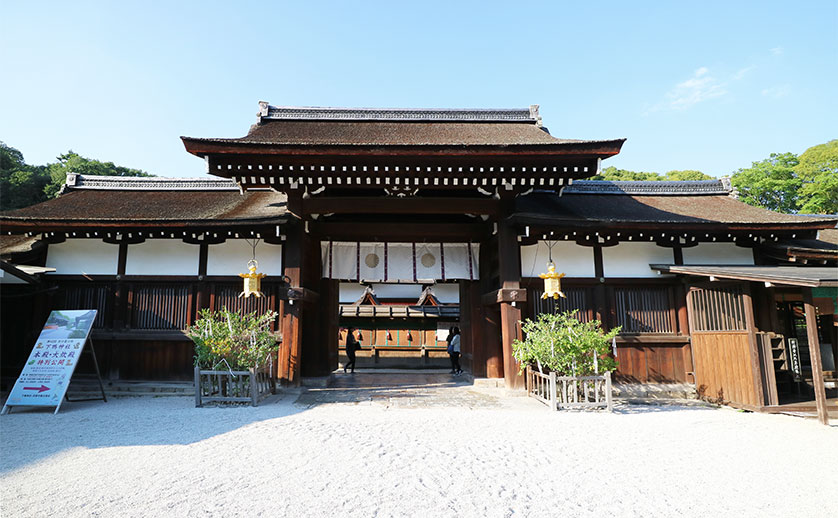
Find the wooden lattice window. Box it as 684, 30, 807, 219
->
530, 287, 592, 322
689, 285, 747, 332
613, 287, 674, 333
60, 283, 111, 328
130, 283, 191, 330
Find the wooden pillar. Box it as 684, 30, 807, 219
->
743, 283, 767, 407
497, 213, 524, 389
280, 210, 305, 386
803, 288, 830, 425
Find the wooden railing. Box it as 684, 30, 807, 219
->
526, 366, 613, 411
194, 364, 275, 406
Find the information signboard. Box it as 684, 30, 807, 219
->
787, 338, 802, 382
2, 310, 98, 414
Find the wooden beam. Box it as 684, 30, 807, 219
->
481, 288, 527, 305
743, 283, 767, 407
310, 221, 490, 241
803, 288, 830, 425
303, 196, 499, 216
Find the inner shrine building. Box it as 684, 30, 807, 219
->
2, 103, 836, 417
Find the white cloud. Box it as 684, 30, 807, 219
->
761, 84, 791, 99
733, 65, 756, 80
770, 46, 784, 56
652, 67, 727, 112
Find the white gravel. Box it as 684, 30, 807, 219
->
1, 391, 836, 517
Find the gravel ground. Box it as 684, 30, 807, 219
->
1, 385, 836, 518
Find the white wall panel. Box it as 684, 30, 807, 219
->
602, 243, 675, 278
433, 283, 460, 303
126, 240, 199, 276
371, 283, 423, 300
46, 239, 119, 275
339, 283, 367, 303
207, 240, 283, 276
521, 241, 595, 278
682, 243, 755, 265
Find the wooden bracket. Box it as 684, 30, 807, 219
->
482, 288, 527, 306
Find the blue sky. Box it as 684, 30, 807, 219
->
2, 1, 836, 178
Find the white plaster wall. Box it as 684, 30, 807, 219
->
521, 241, 595, 278
682, 243, 755, 265
433, 283, 460, 303
207, 240, 283, 276
126, 240, 199, 276
339, 283, 367, 303
602, 242, 675, 278
46, 239, 119, 275
371, 283, 423, 300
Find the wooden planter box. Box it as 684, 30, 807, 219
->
194, 364, 275, 407
526, 366, 613, 412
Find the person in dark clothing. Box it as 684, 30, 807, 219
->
448, 326, 462, 375
345, 327, 361, 373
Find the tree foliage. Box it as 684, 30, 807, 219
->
0, 143, 151, 210
730, 141, 837, 215
730, 152, 801, 214
592, 166, 713, 182
796, 140, 838, 214
512, 310, 620, 376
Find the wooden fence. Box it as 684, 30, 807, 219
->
526, 366, 613, 411
194, 364, 275, 406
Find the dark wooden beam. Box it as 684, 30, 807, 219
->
303, 196, 499, 216
803, 288, 830, 425
481, 288, 527, 305
310, 221, 490, 241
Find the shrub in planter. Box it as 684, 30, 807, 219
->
188, 308, 278, 371
512, 310, 620, 375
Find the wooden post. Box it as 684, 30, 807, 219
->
250, 366, 259, 407
549, 371, 557, 411
496, 212, 524, 389
803, 288, 829, 425
605, 371, 613, 412
194, 365, 202, 407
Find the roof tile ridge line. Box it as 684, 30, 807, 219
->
568, 179, 729, 194
67, 174, 239, 191
256, 101, 537, 123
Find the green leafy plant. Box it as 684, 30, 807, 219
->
512, 310, 620, 376
187, 308, 278, 370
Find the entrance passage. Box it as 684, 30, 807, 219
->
337, 282, 461, 371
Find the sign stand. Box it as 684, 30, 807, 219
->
59, 337, 107, 409
2, 310, 104, 415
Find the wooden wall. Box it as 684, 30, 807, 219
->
615, 342, 693, 383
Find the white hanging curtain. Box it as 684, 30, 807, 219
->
321, 241, 480, 281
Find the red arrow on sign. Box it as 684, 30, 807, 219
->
23, 385, 50, 393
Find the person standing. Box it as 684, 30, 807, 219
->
345, 327, 361, 374
449, 326, 462, 375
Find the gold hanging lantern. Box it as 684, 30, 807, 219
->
239, 239, 267, 298
539, 261, 566, 300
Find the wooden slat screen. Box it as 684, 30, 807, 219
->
130, 283, 191, 330
531, 288, 591, 322
60, 283, 110, 328
614, 287, 673, 333
689, 286, 747, 332
212, 283, 277, 315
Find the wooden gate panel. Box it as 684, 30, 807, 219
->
692, 332, 757, 407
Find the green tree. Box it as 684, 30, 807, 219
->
592, 166, 661, 181
0, 142, 51, 210
663, 169, 713, 181
795, 140, 838, 214
730, 152, 801, 214
44, 151, 151, 198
